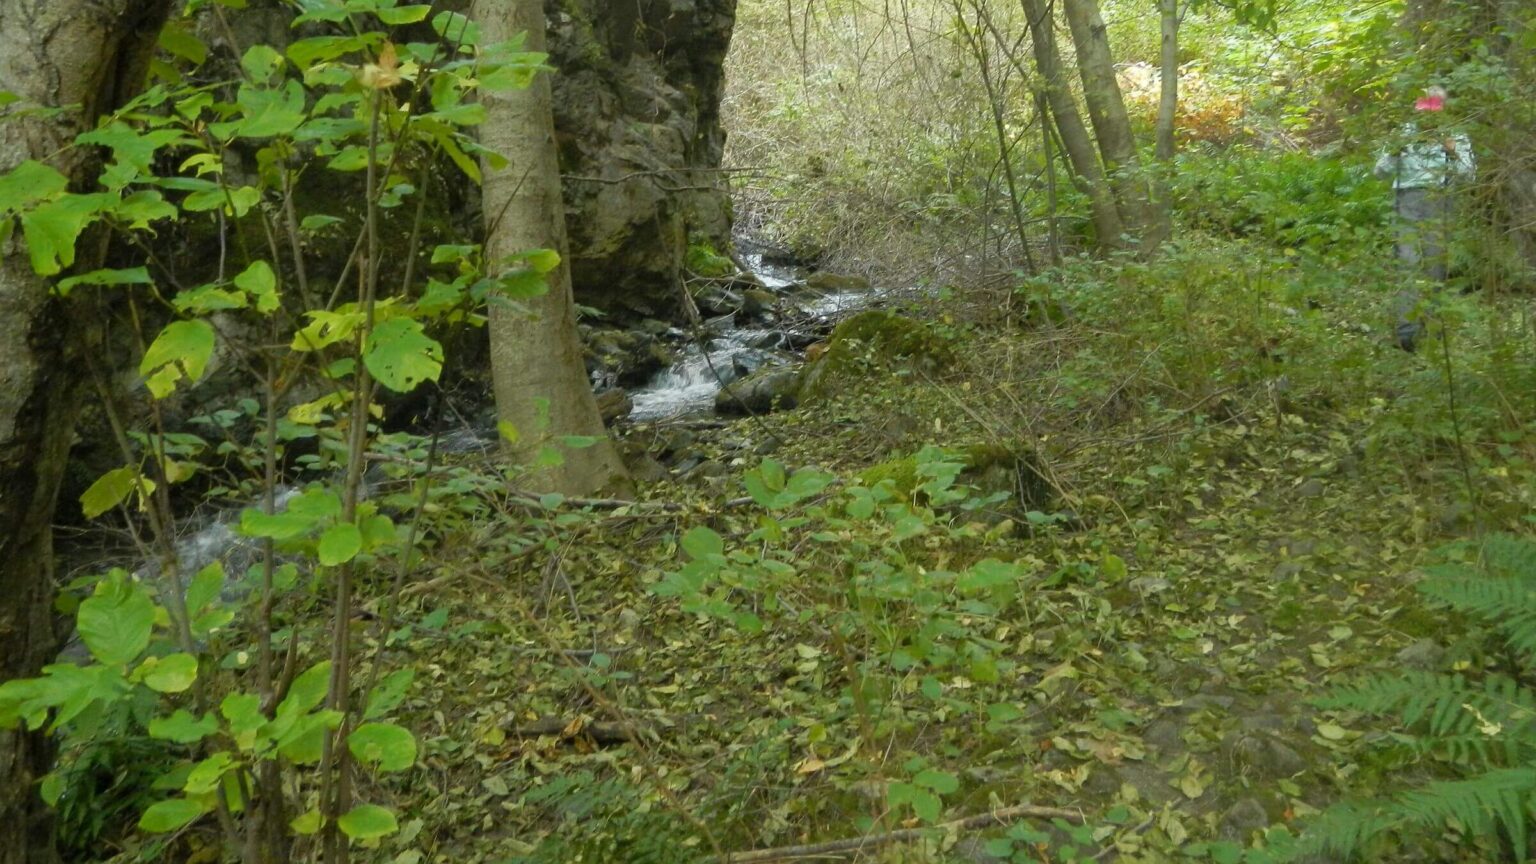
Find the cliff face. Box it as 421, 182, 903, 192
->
546, 0, 739, 318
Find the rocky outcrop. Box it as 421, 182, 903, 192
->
546, 0, 739, 319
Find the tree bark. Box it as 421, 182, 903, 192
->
1155, 0, 1179, 162
1062, 0, 1169, 251
471, 0, 634, 496
1019, 0, 1126, 250
0, 3, 174, 862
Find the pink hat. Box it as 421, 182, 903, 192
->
1415, 86, 1447, 111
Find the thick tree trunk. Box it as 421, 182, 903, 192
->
1155, 0, 1179, 162
0, 3, 174, 862
471, 0, 633, 496
1019, 0, 1126, 250
1062, 0, 1170, 251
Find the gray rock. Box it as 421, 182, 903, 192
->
1395, 638, 1445, 670
1218, 797, 1271, 841
1223, 732, 1307, 780
715, 368, 801, 415
741, 288, 779, 318
594, 388, 633, 424
686, 460, 729, 480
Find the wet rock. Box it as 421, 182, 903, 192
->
657, 429, 697, 458
594, 388, 633, 424
694, 284, 744, 316
715, 368, 801, 415
805, 271, 872, 293
741, 288, 779, 318
754, 435, 783, 455
584, 327, 672, 387
1219, 797, 1271, 841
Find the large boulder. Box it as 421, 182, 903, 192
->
715, 367, 801, 415
546, 0, 739, 320
798, 310, 955, 401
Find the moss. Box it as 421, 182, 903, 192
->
800, 310, 956, 401
685, 237, 735, 278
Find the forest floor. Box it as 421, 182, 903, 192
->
370, 236, 1533, 864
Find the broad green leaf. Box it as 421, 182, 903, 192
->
338, 804, 398, 840
233, 260, 280, 313
140, 653, 199, 693
139, 797, 209, 833
140, 320, 215, 398
240, 44, 285, 82
231, 80, 307, 139
172, 285, 247, 316
272, 709, 341, 764
363, 318, 442, 393
77, 576, 155, 666
287, 35, 373, 69
158, 23, 208, 66
40, 772, 64, 806
114, 189, 178, 229
0, 160, 67, 214
430, 11, 478, 45
238, 488, 341, 540
364, 668, 414, 719
21, 193, 109, 275
55, 266, 152, 297
681, 526, 724, 560
278, 661, 332, 716
914, 769, 959, 794
347, 722, 417, 772
185, 561, 225, 615
80, 467, 143, 518
291, 808, 323, 834
221, 692, 265, 749
184, 752, 234, 795
148, 709, 217, 744
378, 4, 432, 24
318, 521, 362, 566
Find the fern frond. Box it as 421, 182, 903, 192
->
1392, 767, 1536, 862
1481, 533, 1536, 581
1418, 575, 1536, 658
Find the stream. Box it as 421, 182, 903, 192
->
626, 242, 879, 421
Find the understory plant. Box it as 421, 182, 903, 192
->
0, 2, 556, 861
1295, 532, 1536, 860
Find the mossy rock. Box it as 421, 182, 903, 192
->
799, 310, 955, 401
857, 442, 1050, 513
685, 239, 735, 278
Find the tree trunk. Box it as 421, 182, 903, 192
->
0, 3, 174, 862
1019, 0, 1126, 250
1062, 0, 1170, 251
1155, 0, 1179, 162
471, 0, 634, 497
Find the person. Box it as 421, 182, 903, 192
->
1373, 85, 1475, 352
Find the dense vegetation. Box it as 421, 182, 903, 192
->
0, 0, 1533, 862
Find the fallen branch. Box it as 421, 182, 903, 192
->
715, 803, 1086, 862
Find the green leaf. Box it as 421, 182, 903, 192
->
114, 189, 178, 229
21, 193, 108, 275
186, 561, 224, 616
430, 11, 478, 45
55, 266, 151, 296
377, 4, 431, 24
278, 661, 332, 716
681, 526, 724, 560
80, 467, 144, 518
363, 318, 443, 393
233, 260, 281, 313
364, 668, 414, 720
148, 710, 218, 744
140, 320, 216, 399
140, 653, 199, 693
347, 722, 417, 772
232, 80, 307, 139
318, 521, 362, 566
139, 797, 209, 833
158, 23, 208, 66
291, 808, 323, 835
338, 804, 399, 840
0, 160, 67, 214
239, 488, 341, 540
221, 692, 265, 749
914, 769, 960, 794
183, 752, 234, 795
77, 576, 155, 666
240, 44, 285, 82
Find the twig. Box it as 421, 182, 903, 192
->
715, 803, 1085, 862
